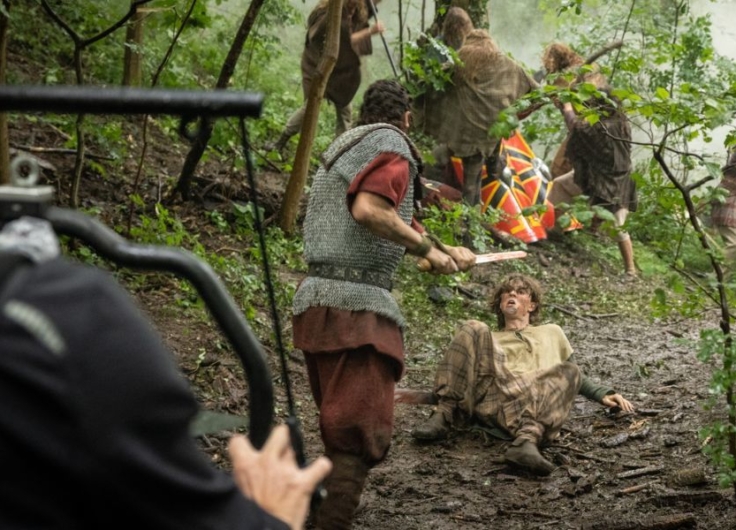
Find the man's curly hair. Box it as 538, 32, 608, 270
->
542, 42, 608, 89
491, 274, 543, 329
358, 79, 412, 129
542, 42, 584, 74
441, 7, 474, 51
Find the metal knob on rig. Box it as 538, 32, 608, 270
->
0, 153, 54, 222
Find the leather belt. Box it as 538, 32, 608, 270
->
308, 263, 393, 291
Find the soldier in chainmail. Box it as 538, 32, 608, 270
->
292, 79, 475, 530
548, 88, 638, 276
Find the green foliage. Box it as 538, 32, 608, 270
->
555, 0, 585, 16
697, 328, 736, 488
539, 0, 736, 493
130, 198, 203, 250
125, 197, 301, 322
419, 200, 504, 254
402, 35, 459, 98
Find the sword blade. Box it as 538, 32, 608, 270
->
416, 250, 527, 271
474, 250, 528, 264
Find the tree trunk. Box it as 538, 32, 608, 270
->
278, 0, 344, 234
173, 0, 266, 199
0, 1, 10, 185
122, 1, 144, 86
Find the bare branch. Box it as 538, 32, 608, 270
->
685, 175, 715, 193
584, 40, 623, 67
609, 0, 636, 83
653, 150, 731, 314
600, 123, 707, 163
40, 0, 81, 44
660, 122, 689, 147
127, 0, 198, 233
82, 0, 155, 48
151, 0, 197, 87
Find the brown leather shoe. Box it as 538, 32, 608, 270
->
411, 411, 451, 441
504, 440, 555, 476
313, 453, 369, 530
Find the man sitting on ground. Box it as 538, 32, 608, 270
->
411, 274, 633, 476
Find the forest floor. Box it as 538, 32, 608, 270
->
8, 115, 736, 530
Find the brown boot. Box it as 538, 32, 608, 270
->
504, 440, 555, 476
411, 407, 452, 441
617, 238, 637, 276
313, 453, 369, 530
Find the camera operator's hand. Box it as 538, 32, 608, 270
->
229, 425, 332, 530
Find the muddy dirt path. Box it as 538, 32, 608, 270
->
344, 315, 736, 529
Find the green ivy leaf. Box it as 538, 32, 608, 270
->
655, 86, 670, 100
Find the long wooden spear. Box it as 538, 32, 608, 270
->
367, 0, 398, 78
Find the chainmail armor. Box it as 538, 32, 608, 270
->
293, 124, 420, 328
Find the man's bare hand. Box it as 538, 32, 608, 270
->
424, 246, 459, 274
371, 21, 385, 34
445, 245, 476, 271
601, 393, 634, 413
229, 425, 332, 530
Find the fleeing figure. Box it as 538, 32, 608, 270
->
541, 42, 608, 178
432, 29, 538, 207
266, 0, 385, 154
548, 88, 639, 276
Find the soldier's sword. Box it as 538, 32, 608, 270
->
417, 250, 527, 271
474, 250, 527, 264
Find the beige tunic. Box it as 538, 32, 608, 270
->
493, 324, 573, 374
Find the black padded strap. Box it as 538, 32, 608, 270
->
0, 252, 32, 299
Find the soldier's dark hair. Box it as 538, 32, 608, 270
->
358, 80, 412, 130
491, 274, 543, 329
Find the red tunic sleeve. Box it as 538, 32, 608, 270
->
346, 152, 425, 233
347, 152, 410, 208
